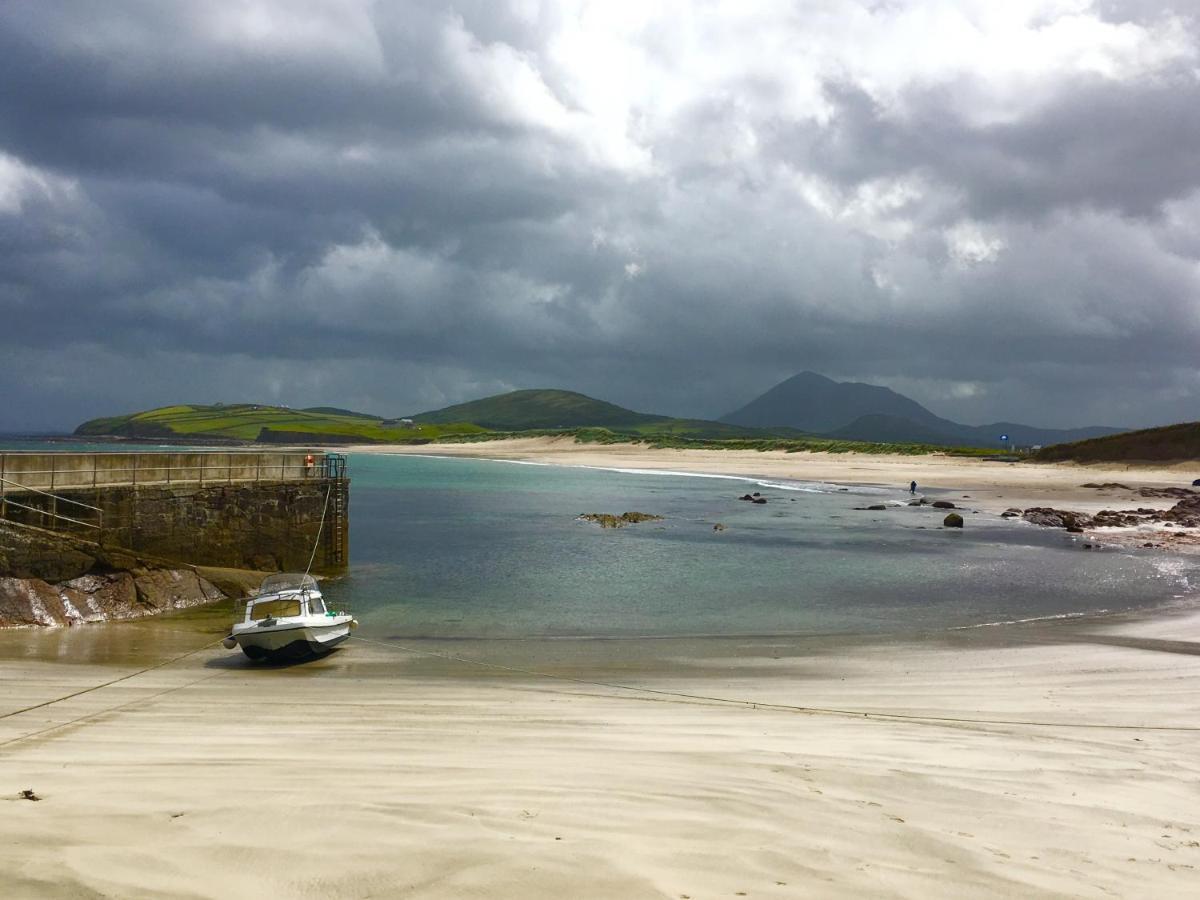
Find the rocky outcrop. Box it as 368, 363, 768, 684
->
578, 512, 664, 528
133, 569, 224, 611
0, 521, 269, 628
0, 569, 226, 627
1020, 491, 1200, 533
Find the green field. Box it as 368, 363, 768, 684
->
76, 396, 1000, 456
74, 404, 486, 443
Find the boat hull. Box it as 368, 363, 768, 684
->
231, 617, 353, 662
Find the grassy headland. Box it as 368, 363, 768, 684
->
74, 404, 486, 444
75, 391, 1001, 456
1033, 421, 1200, 463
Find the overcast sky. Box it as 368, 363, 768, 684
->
2, 1, 1198, 432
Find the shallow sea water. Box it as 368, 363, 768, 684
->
2, 440, 1195, 643
319, 453, 1197, 639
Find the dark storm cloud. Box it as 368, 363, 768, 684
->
800, 70, 1200, 220
1, 1, 1198, 432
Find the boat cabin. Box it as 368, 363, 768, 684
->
245, 573, 326, 622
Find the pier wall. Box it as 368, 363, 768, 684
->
0, 451, 348, 578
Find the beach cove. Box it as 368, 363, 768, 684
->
3, 444, 1200, 897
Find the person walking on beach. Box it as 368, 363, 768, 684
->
909, 480, 917, 495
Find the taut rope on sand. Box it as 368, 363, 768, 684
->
0, 637, 227, 749
351, 635, 1200, 733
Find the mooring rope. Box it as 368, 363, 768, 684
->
0, 670, 227, 750
351, 635, 1200, 733
0, 636, 225, 732
303, 480, 333, 581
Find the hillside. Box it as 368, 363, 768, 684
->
721, 372, 945, 434
74, 404, 485, 443
826, 414, 966, 447
411, 389, 668, 431
723, 371, 1125, 448
1033, 422, 1200, 463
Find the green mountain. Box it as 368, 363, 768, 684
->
723, 372, 943, 434
411, 389, 667, 431
74, 404, 484, 443
1033, 422, 1200, 463
409, 389, 769, 439
723, 371, 1125, 448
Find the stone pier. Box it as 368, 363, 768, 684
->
0, 450, 349, 576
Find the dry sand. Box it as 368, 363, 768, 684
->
350, 436, 1197, 516
4, 441, 1199, 897
3, 609, 1200, 899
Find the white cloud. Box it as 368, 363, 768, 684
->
0, 151, 75, 214
944, 221, 1007, 266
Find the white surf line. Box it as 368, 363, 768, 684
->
367, 451, 892, 495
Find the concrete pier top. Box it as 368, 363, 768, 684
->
0, 450, 332, 493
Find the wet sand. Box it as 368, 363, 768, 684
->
3, 605, 1200, 898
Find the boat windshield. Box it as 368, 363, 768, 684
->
249, 598, 302, 621
258, 573, 319, 595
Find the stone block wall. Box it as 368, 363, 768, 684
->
0, 480, 347, 575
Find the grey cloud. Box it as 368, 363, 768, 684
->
790, 68, 1200, 221
1, 2, 1198, 433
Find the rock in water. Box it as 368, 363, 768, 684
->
578, 512, 664, 529
931, 501, 956, 509
867, 504, 887, 511
943, 513, 964, 528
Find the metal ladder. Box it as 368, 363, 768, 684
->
322, 454, 349, 567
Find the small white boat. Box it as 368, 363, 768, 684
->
222, 573, 356, 661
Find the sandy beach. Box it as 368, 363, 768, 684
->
4, 442, 1200, 898
3, 607, 1200, 899
352, 436, 1198, 517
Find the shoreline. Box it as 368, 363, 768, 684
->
346, 437, 1200, 552
3, 441, 1200, 895
4, 606, 1200, 897
345, 436, 1197, 513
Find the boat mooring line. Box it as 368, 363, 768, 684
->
0, 637, 226, 732
352, 636, 1200, 733
303, 481, 333, 581
0, 669, 227, 751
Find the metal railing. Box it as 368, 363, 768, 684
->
0, 451, 350, 565
0, 451, 331, 495
0, 475, 104, 536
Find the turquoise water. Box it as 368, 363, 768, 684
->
319, 453, 1196, 638
4, 440, 1195, 639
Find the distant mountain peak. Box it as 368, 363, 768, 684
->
720, 371, 942, 434
720, 372, 1125, 448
